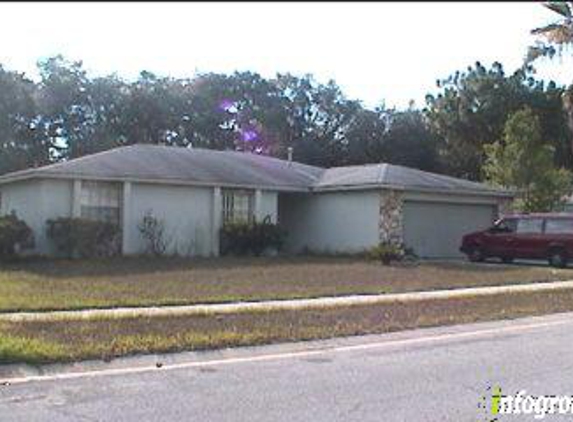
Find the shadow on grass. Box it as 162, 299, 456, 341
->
0, 255, 367, 279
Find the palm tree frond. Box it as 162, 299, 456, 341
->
532, 22, 573, 45
543, 1, 572, 18
531, 23, 567, 35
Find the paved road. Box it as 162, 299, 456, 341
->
2, 312, 573, 421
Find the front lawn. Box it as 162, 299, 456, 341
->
1, 256, 573, 312
3, 286, 573, 364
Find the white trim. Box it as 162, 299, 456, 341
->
403, 191, 502, 205
0, 173, 514, 199
71, 180, 82, 218
312, 183, 514, 198
0, 173, 310, 193
211, 187, 222, 257
254, 189, 263, 222
122, 182, 132, 255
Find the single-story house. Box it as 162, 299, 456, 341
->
0, 144, 514, 258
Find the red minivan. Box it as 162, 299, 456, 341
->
460, 213, 573, 268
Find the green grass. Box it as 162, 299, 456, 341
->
4, 286, 573, 364
1, 256, 573, 312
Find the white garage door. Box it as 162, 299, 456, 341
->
403, 201, 496, 258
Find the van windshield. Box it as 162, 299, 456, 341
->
493, 218, 516, 233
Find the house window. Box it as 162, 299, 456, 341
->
222, 189, 254, 224
80, 181, 121, 225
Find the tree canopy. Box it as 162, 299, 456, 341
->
0, 57, 448, 174
424, 61, 571, 180
0, 51, 571, 213
484, 107, 572, 212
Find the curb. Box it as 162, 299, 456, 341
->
2, 279, 573, 322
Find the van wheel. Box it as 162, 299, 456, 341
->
468, 247, 485, 263
548, 249, 567, 268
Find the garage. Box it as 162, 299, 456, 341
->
403, 200, 497, 258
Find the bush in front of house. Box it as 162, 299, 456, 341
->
220, 216, 287, 256
368, 241, 417, 265
0, 212, 34, 257
46, 217, 121, 258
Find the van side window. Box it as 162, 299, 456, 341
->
545, 219, 573, 234
516, 218, 544, 234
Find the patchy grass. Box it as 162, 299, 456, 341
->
3, 287, 573, 364
1, 256, 573, 312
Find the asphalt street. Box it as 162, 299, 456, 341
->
2, 312, 573, 421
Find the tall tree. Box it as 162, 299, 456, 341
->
188, 71, 288, 154
527, 1, 573, 145
273, 73, 361, 166
484, 107, 572, 212
345, 107, 389, 165
0, 66, 44, 173
345, 107, 443, 172
378, 108, 443, 172
118, 71, 193, 147
425, 61, 571, 180
36, 55, 93, 161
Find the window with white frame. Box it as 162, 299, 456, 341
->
222, 189, 254, 224
80, 181, 121, 225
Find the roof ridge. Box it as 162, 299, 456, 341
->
26, 145, 134, 172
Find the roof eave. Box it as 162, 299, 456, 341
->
0, 172, 311, 193
311, 182, 515, 198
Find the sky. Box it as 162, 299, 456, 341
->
0, 2, 571, 110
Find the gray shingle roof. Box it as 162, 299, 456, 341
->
0, 145, 323, 191
0, 144, 513, 197
316, 163, 511, 196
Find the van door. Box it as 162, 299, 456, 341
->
514, 218, 545, 258
544, 218, 573, 253
485, 218, 517, 257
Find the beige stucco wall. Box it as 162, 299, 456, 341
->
0, 178, 281, 257
279, 188, 512, 256
279, 191, 380, 254
260, 191, 278, 223
0, 179, 73, 255
124, 183, 214, 257
125, 184, 279, 256
0, 176, 511, 258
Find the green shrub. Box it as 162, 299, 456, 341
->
46, 218, 121, 258
220, 216, 287, 256
368, 241, 417, 265
0, 213, 34, 257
